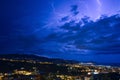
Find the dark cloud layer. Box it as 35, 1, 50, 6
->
70, 5, 79, 16
45, 14, 120, 55
0, 14, 120, 55
0, 5, 120, 62
1, 0, 120, 63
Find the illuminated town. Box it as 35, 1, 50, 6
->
0, 54, 120, 80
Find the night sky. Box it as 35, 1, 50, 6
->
0, 0, 120, 63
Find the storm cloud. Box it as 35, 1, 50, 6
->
0, 0, 120, 62
45, 14, 120, 55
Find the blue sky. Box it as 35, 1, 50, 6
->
0, 0, 120, 63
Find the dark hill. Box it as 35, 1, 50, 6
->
0, 54, 78, 64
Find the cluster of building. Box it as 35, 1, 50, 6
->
0, 58, 120, 80
0, 67, 42, 80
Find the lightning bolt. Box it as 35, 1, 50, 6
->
96, 0, 102, 12
96, 0, 102, 7
96, 0, 102, 18
51, 2, 64, 17
51, 2, 56, 15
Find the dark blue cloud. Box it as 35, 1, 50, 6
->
60, 20, 81, 31
39, 14, 120, 62
60, 16, 69, 22
45, 14, 120, 55
0, 14, 120, 62
70, 5, 79, 16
